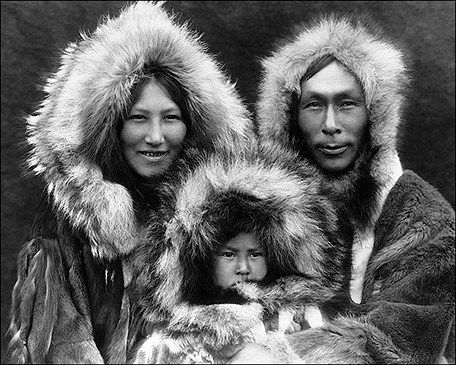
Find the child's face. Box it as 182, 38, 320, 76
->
212, 232, 268, 289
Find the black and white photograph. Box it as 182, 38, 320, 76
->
1, 1, 454, 363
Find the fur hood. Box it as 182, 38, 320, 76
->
256, 13, 410, 220
25, 1, 254, 260
129, 142, 351, 327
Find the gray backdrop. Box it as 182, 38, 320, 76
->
1, 1, 454, 362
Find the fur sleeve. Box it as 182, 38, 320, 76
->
8, 238, 104, 364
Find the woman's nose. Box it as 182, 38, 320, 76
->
322, 106, 341, 135
144, 120, 165, 145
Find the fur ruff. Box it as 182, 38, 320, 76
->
25, 1, 254, 261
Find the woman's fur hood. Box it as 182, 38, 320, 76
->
256, 12, 410, 225
25, 1, 254, 260
128, 142, 351, 330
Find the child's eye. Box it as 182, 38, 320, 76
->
250, 251, 264, 258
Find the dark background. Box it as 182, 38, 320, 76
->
1, 1, 454, 362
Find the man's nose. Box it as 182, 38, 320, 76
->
322, 106, 341, 135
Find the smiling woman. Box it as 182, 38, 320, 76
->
7, 2, 254, 363
120, 75, 188, 180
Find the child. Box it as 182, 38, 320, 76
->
127, 143, 353, 363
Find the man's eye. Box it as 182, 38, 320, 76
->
303, 101, 322, 109
340, 100, 361, 108
221, 252, 234, 258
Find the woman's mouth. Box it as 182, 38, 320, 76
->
139, 151, 168, 161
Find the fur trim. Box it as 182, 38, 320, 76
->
25, 1, 254, 260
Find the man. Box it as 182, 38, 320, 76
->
253, 12, 455, 364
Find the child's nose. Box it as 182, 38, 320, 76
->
236, 257, 250, 275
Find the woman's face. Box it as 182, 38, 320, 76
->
120, 78, 187, 179
297, 61, 368, 172
212, 232, 268, 289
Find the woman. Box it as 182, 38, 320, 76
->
253, 12, 455, 363
8, 2, 254, 363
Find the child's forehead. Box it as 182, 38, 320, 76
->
223, 232, 264, 250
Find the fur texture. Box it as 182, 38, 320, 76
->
25, 1, 254, 261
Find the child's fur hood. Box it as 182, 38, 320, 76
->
25, 1, 254, 260
129, 142, 351, 327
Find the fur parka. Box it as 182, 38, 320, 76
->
255, 12, 455, 364
8, 2, 255, 363
126, 142, 354, 363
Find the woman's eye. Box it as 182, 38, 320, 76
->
165, 114, 182, 121
127, 114, 146, 121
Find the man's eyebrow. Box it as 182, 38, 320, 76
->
301, 89, 363, 98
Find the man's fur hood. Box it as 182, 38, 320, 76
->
25, 1, 254, 261
128, 142, 352, 347
256, 12, 410, 224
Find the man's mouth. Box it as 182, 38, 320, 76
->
318, 144, 348, 155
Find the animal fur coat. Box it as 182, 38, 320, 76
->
126, 142, 354, 364
255, 12, 455, 364
8, 2, 254, 363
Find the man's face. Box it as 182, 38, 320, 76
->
212, 232, 267, 289
297, 61, 368, 172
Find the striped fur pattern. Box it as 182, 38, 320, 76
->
25, 1, 254, 261
8, 238, 104, 364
